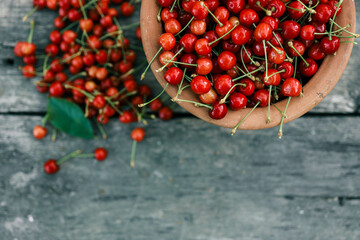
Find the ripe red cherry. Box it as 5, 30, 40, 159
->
254, 23, 273, 42
313, 4, 333, 23
237, 78, 255, 96
281, 78, 301, 97
164, 67, 183, 85
149, 98, 163, 111
307, 43, 326, 60
214, 6, 230, 24
217, 51, 237, 71
328, 0, 342, 17
131, 128, 145, 142
120, 2, 135, 17
159, 106, 173, 121
231, 25, 251, 45
320, 36, 340, 55
277, 62, 294, 79
119, 111, 133, 123
214, 74, 234, 95
191, 1, 209, 20
281, 20, 300, 39
190, 76, 211, 94
49, 82, 65, 97
209, 102, 228, 119
229, 92, 247, 110
196, 58, 213, 75
287, 1, 305, 19
195, 38, 211, 55
62, 30, 77, 44
226, 0, 245, 13
199, 88, 218, 104
239, 9, 259, 28
300, 25, 316, 40
266, 0, 286, 18
260, 16, 279, 30
253, 89, 270, 107
215, 20, 232, 40
268, 46, 286, 64
21, 42, 36, 56
157, 0, 175, 7
44, 159, 59, 174
288, 40, 305, 57
180, 34, 198, 53
94, 148, 107, 161
33, 125, 47, 140
299, 58, 318, 77
164, 18, 182, 35
158, 33, 176, 51
311, 21, 327, 39
263, 69, 281, 86
93, 95, 106, 109
161, 8, 178, 22
190, 19, 207, 35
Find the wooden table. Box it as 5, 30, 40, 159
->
0, 1, 359, 239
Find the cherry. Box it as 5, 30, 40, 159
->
23, 55, 37, 65
260, 16, 279, 30
215, 20, 232, 40
205, 0, 220, 11
328, 0, 342, 17
199, 88, 218, 104
49, 30, 62, 44
67, 9, 82, 22
311, 21, 327, 39
248, 0, 268, 11
214, 6, 230, 24
165, 18, 182, 35
164, 67, 183, 85
320, 36, 340, 55
161, 8, 178, 22
266, 0, 285, 18
159, 33, 176, 50
268, 46, 286, 64
287, 40, 305, 57
158, 0, 175, 7
277, 62, 294, 79
94, 147, 107, 161
62, 30, 77, 44
252, 41, 270, 56
226, 0, 245, 14
253, 89, 270, 107
214, 74, 234, 95
190, 19, 207, 35
229, 92, 247, 110
313, 4, 333, 23
231, 25, 251, 45
159, 106, 173, 121
209, 101, 227, 119
307, 43, 326, 60
196, 58, 213, 75
119, 111, 133, 123
239, 9, 259, 28
93, 95, 107, 109
21, 42, 36, 56
190, 76, 210, 94
44, 159, 59, 174
217, 51, 237, 71
131, 128, 145, 142
281, 78, 301, 97
120, 2, 135, 17
263, 69, 281, 86
299, 58, 318, 77
287, 1, 305, 19
254, 22, 273, 42
300, 25, 316, 41
195, 38, 212, 55
191, 1, 209, 20
237, 46, 253, 64
281, 20, 300, 39
49, 82, 65, 97
149, 98, 163, 111
33, 125, 47, 140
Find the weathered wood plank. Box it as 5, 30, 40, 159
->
0, 0, 360, 113
0, 115, 359, 239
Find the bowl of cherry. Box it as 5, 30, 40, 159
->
140, 0, 356, 137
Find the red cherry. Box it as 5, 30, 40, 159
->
120, 2, 135, 17
320, 36, 340, 55
253, 89, 270, 107
164, 67, 183, 85
159, 106, 173, 121
313, 4, 332, 23
119, 111, 133, 123
191, 76, 211, 94
190, 19, 207, 35
131, 128, 145, 142
263, 69, 281, 86
226, 0, 245, 14
196, 58, 213, 75
260, 16, 279, 30
159, 33, 176, 51
237, 78, 255, 96
307, 43, 326, 60
195, 38, 211, 55
300, 25, 316, 40
209, 102, 228, 119
231, 25, 251, 45
217, 51, 237, 71
161, 8, 178, 22
214, 6, 230, 24
94, 148, 107, 161
328, 0, 342, 17
299, 58, 318, 77
149, 98, 163, 111
288, 40, 305, 57
165, 18, 182, 35
229, 92, 247, 110
215, 21, 232, 40
199, 88, 218, 104
214, 74, 234, 95
277, 62, 294, 79
239, 9, 259, 28
266, 0, 285, 18
287, 1, 305, 19
157, 0, 175, 7
254, 22, 273, 42
281, 20, 300, 39
49, 82, 65, 97
180, 34, 198, 53
93, 95, 107, 109
191, 1, 209, 20
44, 159, 59, 174
281, 78, 301, 97
33, 125, 47, 140
268, 46, 286, 64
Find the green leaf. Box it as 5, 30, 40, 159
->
47, 97, 94, 139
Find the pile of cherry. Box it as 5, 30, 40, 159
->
152, 0, 358, 137
14, 0, 173, 174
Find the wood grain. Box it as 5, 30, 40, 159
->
0, 115, 360, 239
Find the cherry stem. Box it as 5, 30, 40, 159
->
43, 54, 50, 75
139, 83, 169, 107
130, 140, 137, 167
57, 150, 83, 165
96, 121, 107, 139
66, 72, 87, 82
60, 20, 79, 34
27, 20, 35, 43
232, 101, 260, 135
329, 0, 343, 40
141, 47, 163, 80
266, 41, 282, 55
272, 32, 293, 62
272, 103, 286, 117
176, 16, 195, 36
170, 0, 178, 12
23, 6, 38, 22
296, 0, 316, 13
51, 129, 57, 142
267, 85, 272, 124
340, 40, 358, 44
41, 114, 49, 127
156, 47, 184, 72
209, 22, 239, 45
79, 0, 87, 19
329, 19, 359, 38
174, 98, 213, 110
256, 1, 272, 16
288, 41, 309, 67
219, 83, 246, 104
286, 6, 305, 13
65, 85, 95, 100
278, 97, 291, 139
165, 60, 197, 67
242, 45, 259, 66
200, 2, 223, 27
264, 69, 285, 83
173, 68, 187, 101
233, 65, 263, 81
263, 40, 268, 80
105, 98, 123, 115
157, 7, 162, 22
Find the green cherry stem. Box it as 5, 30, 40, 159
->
130, 140, 137, 167
96, 121, 107, 139
138, 83, 169, 107
176, 16, 195, 36
173, 68, 187, 101
27, 20, 35, 43
278, 97, 291, 139
156, 47, 184, 72
329, 0, 343, 40
232, 101, 260, 135
209, 22, 239, 45
57, 150, 83, 165
174, 98, 213, 110
200, 1, 223, 27
267, 85, 272, 124
23, 6, 38, 22
288, 41, 309, 67
219, 83, 246, 104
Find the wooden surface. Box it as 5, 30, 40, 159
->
0, 0, 360, 239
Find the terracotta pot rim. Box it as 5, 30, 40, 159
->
140, 0, 356, 130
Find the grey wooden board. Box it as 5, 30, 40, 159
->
0, 0, 360, 113
0, 115, 360, 240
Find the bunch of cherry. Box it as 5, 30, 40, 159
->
14, 0, 173, 173
146, 0, 358, 137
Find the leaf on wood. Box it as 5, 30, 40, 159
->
47, 97, 94, 139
